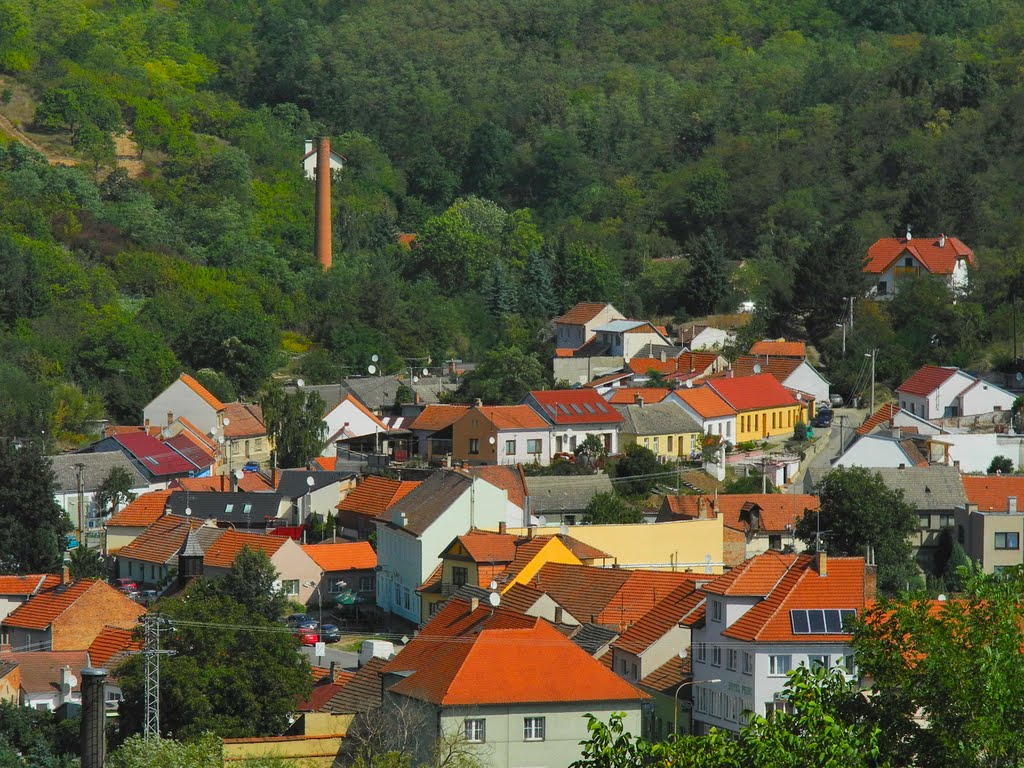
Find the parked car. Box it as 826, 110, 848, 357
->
830, 394, 844, 407
136, 589, 159, 605
812, 410, 834, 428
319, 624, 341, 643
114, 578, 138, 594
285, 613, 314, 628
294, 628, 318, 646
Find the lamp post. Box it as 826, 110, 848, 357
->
864, 350, 876, 413
674, 678, 722, 735
217, 417, 232, 475
835, 322, 846, 356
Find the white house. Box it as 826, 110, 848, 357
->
673, 387, 737, 442
49, 452, 151, 529
374, 471, 508, 625
833, 434, 929, 469
680, 324, 734, 351
896, 365, 1016, 420
855, 403, 947, 439
729, 356, 831, 406
522, 389, 624, 455
591, 320, 673, 361
142, 373, 224, 435
6, 652, 87, 711
553, 302, 625, 352
688, 552, 872, 735
301, 139, 344, 180
864, 232, 975, 297
321, 394, 391, 456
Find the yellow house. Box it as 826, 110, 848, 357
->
706, 373, 802, 443
618, 401, 704, 460
416, 529, 582, 623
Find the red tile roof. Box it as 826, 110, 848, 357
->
527, 390, 623, 425
336, 476, 421, 517
856, 403, 903, 436
702, 551, 800, 596
612, 582, 703, 655
499, 582, 547, 614
0, 575, 60, 596
962, 475, 1024, 512
557, 535, 613, 563
107, 491, 174, 528
113, 433, 200, 476
727, 355, 803, 382
639, 654, 691, 695
174, 417, 218, 452
164, 433, 215, 470
203, 530, 287, 569
409, 405, 472, 432
660, 493, 818, 532
606, 388, 673, 405
555, 302, 615, 326
896, 365, 959, 397
583, 372, 633, 388
299, 680, 348, 712
471, 405, 549, 430
674, 388, 736, 419
386, 616, 646, 706
300, 542, 376, 571
312, 457, 337, 471
865, 236, 975, 275
705, 374, 800, 412
178, 373, 225, 411
452, 531, 518, 564
627, 358, 676, 376
87, 625, 140, 668
170, 474, 273, 493
749, 340, 806, 358
222, 402, 266, 438
116, 515, 207, 564
3, 580, 144, 631
459, 465, 527, 510
598, 571, 705, 627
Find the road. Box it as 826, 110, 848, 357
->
796, 408, 867, 492
300, 644, 359, 670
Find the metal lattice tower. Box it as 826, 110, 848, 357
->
142, 613, 166, 738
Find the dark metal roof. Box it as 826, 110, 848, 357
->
571, 623, 619, 655
163, 491, 282, 525
277, 469, 355, 499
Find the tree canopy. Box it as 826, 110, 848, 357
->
0, 439, 71, 574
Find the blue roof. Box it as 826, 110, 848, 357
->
593, 320, 650, 333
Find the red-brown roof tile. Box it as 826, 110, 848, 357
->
865, 236, 975, 275
749, 340, 806, 358
222, 402, 266, 438
597, 571, 705, 627
470, 405, 549, 430
896, 365, 959, 397
87, 625, 140, 668
0, 575, 60, 596
606, 388, 673, 405
962, 475, 1024, 512
527, 390, 623, 425
115, 515, 207, 564
312, 457, 337, 471
300, 542, 376, 571
660, 493, 818, 532
203, 530, 287, 569
728, 355, 803, 382
705, 374, 800, 412
409, 405, 471, 432
856, 403, 903, 436
1, 651, 89, 694
639, 654, 691, 695
336, 476, 421, 517
3, 580, 144, 631
555, 302, 615, 326
627, 358, 677, 376
612, 582, 703, 655
178, 373, 225, 411
674, 387, 736, 419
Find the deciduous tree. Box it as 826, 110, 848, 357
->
0, 440, 70, 574
260, 384, 326, 469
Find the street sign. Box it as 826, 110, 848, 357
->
315, 642, 326, 657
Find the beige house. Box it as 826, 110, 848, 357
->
198, 530, 324, 606
959, 476, 1024, 573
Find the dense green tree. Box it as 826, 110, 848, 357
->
610, 444, 665, 496
0, 440, 70, 574
260, 384, 326, 469
796, 467, 918, 594
583, 492, 643, 525
67, 543, 107, 580
0, 702, 78, 768
454, 345, 548, 405
987, 455, 1013, 474
216, 546, 291, 621
180, 306, 279, 396
683, 230, 728, 317
95, 466, 138, 516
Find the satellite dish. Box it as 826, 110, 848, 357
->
679, 648, 688, 659
222, 417, 231, 427
412, 376, 419, 384
753, 364, 762, 374
685, 379, 694, 388
185, 507, 192, 516
559, 524, 569, 535
422, 368, 429, 377
234, 469, 244, 480
306, 476, 316, 487
367, 364, 377, 375
565, 428, 574, 438
488, 592, 501, 608
489, 580, 498, 590
937, 593, 947, 601
296, 379, 305, 388
371, 354, 379, 363
488, 436, 496, 445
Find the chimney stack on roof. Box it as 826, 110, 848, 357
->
813, 550, 828, 577
635, 394, 644, 407
314, 136, 333, 271
474, 398, 483, 408
498, 521, 507, 535
1009, 496, 1018, 514
554, 606, 563, 624
864, 562, 877, 603
470, 597, 479, 612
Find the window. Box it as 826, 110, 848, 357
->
843, 654, 856, 676
768, 534, 782, 550
359, 576, 373, 592
524, 717, 545, 741
255, 438, 263, 451
939, 514, 955, 528
505, 439, 516, 455
631, 662, 638, 680
564, 514, 576, 526
742, 652, 753, 675
328, 579, 344, 593
452, 567, 468, 586
643, 438, 650, 449
711, 645, 722, 667
765, 697, 795, 716
695, 642, 706, 663
877, 280, 887, 295
620, 658, 628, 673
995, 532, 1020, 550
711, 599, 722, 622
468, 438, 480, 455
403, 587, 410, 610
808, 654, 829, 670
768, 655, 792, 676
245, 439, 251, 457
653, 437, 659, 453
527, 439, 542, 454
904, 257, 913, 267
696, 686, 708, 713
667, 435, 674, 453
281, 579, 299, 596
465, 719, 486, 742
726, 649, 737, 671
918, 514, 931, 529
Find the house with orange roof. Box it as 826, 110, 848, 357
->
854, 402, 945, 438
104, 490, 175, 552
679, 323, 734, 352
416, 528, 582, 623
321, 393, 391, 457
114, 515, 224, 586
959, 474, 1024, 574
865, 229, 975, 296
217, 401, 270, 473
554, 302, 625, 352
381, 598, 647, 768
833, 434, 931, 470
0, 651, 89, 711
674, 386, 736, 442
896, 364, 1014, 420
522, 389, 623, 455
336, 475, 421, 540
202, 530, 322, 606
450, 405, 552, 466
408, 404, 472, 461
1, 579, 145, 653
688, 551, 875, 735
0, 658, 18, 704
300, 541, 377, 606
168, 473, 274, 494
705, 374, 803, 442
0, 575, 61, 623
728, 355, 830, 408
749, 340, 806, 359
143, 373, 225, 435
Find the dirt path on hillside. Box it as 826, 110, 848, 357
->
0, 110, 79, 166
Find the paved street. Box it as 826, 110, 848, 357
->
300, 644, 359, 670
794, 407, 867, 492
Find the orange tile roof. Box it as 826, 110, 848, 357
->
312, 457, 337, 471
702, 551, 800, 596
107, 491, 174, 528
639, 654, 691, 695
499, 582, 547, 614
175, 417, 217, 450
597, 571, 706, 627
0, 575, 60, 595
674, 387, 736, 419
856, 403, 903, 436
453, 530, 518, 564
203, 530, 287, 569
555, 302, 615, 326
583, 372, 633, 388
606, 388, 673, 405
896, 365, 959, 397
409, 404, 472, 432
336, 476, 421, 517
865, 235, 975, 275
300, 542, 376, 571
169, 474, 273, 493
386, 617, 646, 706
2, 651, 89, 694
660, 493, 818, 532
722, 554, 868, 642
178, 373, 225, 411
4, 580, 143, 631
727, 356, 803, 382
115, 515, 206, 564
222, 402, 266, 438
612, 582, 703, 655
706, 373, 800, 412
962, 475, 1024, 512
459, 465, 527, 510
87, 625, 140, 668
417, 562, 443, 594
472, 405, 549, 430
749, 340, 806, 358
627, 358, 677, 376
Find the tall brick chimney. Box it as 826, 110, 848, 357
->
314, 136, 332, 270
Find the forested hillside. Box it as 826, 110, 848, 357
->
1, 0, 1022, 444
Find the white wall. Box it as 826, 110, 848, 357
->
959, 381, 1015, 417
143, 379, 219, 434
497, 429, 551, 466
689, 328, 733, 351
783, 363, 829, 404
834, 437, 918, 469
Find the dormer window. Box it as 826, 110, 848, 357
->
904, 257, 913, 267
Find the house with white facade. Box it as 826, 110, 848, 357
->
321, 393, 391, 456
553, 302, 625, 353
374, 471, 508, 625
50, 452, 150, 530
896, 365, 1015, 420
143, 373, 225, 434
854, 403, 947, 439
5, 652, 87, 711
833, 434, 930, 470
450, 405, 552, 466
522, 389, 623, 455
680, 324, 734, 351
591, 320, 673, 361
687, 552, 873, 735
301, 139, 344, 180
864, 231, 975, 297
673, 387, 737, 443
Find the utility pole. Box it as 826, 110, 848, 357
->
74, 463, 85, 545
865, 350, 876, 413
849, 296, 854, 329
835, 322, 846, 356
837, 414, 847, 456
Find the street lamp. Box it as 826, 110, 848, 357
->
835, 322, 846, 356
674, 678, 722, 735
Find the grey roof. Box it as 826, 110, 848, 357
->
526, 475, 614, 514
619, 402, 702, 436
322, 656, 388, 714
384, 471, 471, 536
164, 491, 283, 525
178, 526, 206, 557
277, 469, 354, 499
49, 452, 148, 494
284, 383, 348, 414
873, 466, 967, 510
634, 343, 683, 360
571, 623, 619, 655
289, 376, 461, 414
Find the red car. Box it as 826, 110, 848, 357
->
114, 578, 138, 594
294, 628, 318, 646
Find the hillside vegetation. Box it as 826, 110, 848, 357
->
0, 0, 1022, 443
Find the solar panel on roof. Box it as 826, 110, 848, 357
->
791, 610, 809, 634
807, 610, 826, 633
790, 609, 857, 634
559, 405, 571, 415
545, 405, 557, 416
583, 403, 595, 414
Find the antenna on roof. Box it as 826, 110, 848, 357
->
753, 364, 762, 374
